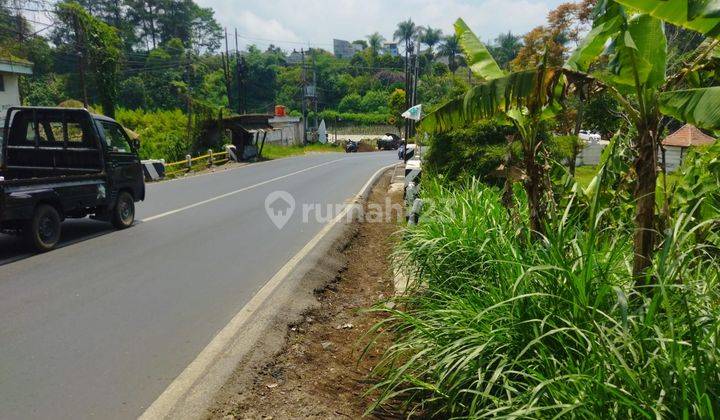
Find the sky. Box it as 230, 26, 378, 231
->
196, 0, 572, 52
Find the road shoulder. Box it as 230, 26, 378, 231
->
140, 164, 397, 420
207, 168, 403, 419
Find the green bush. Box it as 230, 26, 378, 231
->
423, 120, 515, 183
369, 179, 720, 418
115, 108, 189, 162
338, 93, 362, 112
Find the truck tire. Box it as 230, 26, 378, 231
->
112, 191, 135, 229
25, 204, 61, 252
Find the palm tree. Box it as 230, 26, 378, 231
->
366, 32, 384, 57
491, 31, 522, 69
420, 27, 443, 59
438, 34, 463, 72
393, 19, 418, 56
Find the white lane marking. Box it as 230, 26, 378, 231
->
141, 157, 347, 222
139, 163, 397, 420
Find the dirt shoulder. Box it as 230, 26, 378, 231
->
207, 170, 402, 419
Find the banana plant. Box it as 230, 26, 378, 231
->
421, 19, 576, 236
565, 0, 720, 281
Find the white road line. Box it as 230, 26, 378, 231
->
141, 157, 347, 222
139, 163, 396, 420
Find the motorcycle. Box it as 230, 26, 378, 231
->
345, 140, 358, 153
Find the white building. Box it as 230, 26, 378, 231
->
0, 56, 33, 124
382, 42, 399, 57
267, 116, 303, 145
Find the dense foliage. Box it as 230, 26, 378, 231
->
370, 177, 720, 417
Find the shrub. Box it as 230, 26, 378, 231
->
115, 108, 189, 162
338, 93, 363, 112
423, 120, 515, 183
360, 90, 389, 112
369, 179, 720, 418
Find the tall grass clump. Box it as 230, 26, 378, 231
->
368, 179, 720, 418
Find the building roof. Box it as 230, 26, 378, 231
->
0, 50, 33, 75
663, 124, 716, 147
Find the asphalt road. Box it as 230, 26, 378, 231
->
0, 151, 397, 419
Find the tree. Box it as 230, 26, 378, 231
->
438, 34, 463, 72
420, 27, 443, 58
489, 32, 522, 69
388, 88, 406, 133
366, 32, 384, 64
394, 19, 418, 56
563, 0, 720, 279
189, 5, 222, 52
125, 0, 163, 49
56, 1, 122, 118
352, 39, 368, 50
511, 1, 594, 71
424, 19, 565, 236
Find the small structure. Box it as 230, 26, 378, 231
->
662, 124, 716, 172
0, 55, 33, 124
199, 114, 274, 161
267, 106, 303, 145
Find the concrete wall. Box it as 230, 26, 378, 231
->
0, 73, 21, 123
663, 146, 684, 172
576, 141, 607, 167
267, 117, 303, 145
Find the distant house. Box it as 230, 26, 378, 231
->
382, 42, 399, 57
333, 39, 362, 59
662, 124, 716, 172
287, 49, 303, 64
0, 55, 33, 124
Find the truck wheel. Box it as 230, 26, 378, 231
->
25, 204, 61, 252
112, 191, 135, 229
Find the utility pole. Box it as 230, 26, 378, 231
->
312, 50, 318, 131
222, 28, 232, 108
300, 49, 307, 144
403, 40, 410, 146
235, 29, 244, 114
71, 11, 89, 108
410, 44, 419, 138
185, 48, 193, 154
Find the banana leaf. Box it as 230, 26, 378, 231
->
455, 18, 505, 80
659, 87, 720, 130
615, 0, 720, 38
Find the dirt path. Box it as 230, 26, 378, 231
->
207, 172, 402, 419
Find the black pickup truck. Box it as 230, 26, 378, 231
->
0, 107, 145, 251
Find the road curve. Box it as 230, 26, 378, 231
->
0, 151, 397, 419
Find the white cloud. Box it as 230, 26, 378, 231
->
197, 0, 569, 51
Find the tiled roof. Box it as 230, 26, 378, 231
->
662, 124, 716, 147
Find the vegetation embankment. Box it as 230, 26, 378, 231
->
260, 143, 342, 160
366, 1, 720, 417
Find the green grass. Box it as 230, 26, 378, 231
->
260, 143, 342, 160
574, 165, 599, 188
367, 179, 720, 418
574, 165, 681, 190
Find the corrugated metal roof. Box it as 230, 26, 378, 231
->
662, 124, 716, 148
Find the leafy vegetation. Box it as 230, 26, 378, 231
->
368, 1, 720, 418
370, 179, 720, 418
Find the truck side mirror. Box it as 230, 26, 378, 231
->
131, 139, 140, 151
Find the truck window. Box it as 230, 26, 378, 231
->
100, 122, 132, 153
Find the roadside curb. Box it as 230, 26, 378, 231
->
140, 162, 399, 420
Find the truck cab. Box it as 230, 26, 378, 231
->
0, 107, 145, 251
